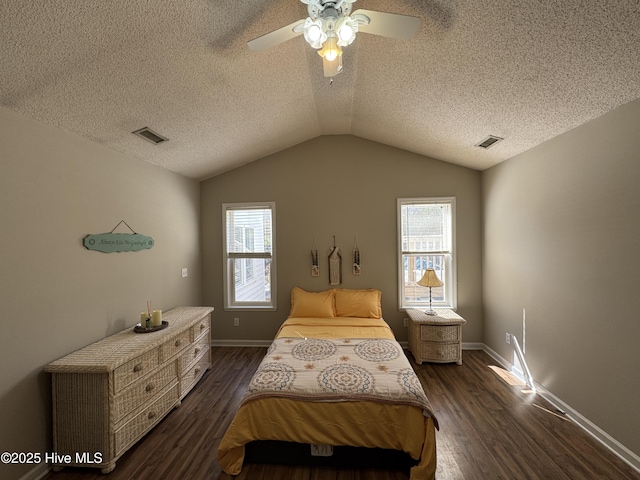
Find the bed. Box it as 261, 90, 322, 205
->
217, 287, 439, 479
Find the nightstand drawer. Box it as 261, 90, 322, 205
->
421, 342, 459, 362
421, 325, 460, 342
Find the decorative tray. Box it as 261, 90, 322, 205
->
134, 321, 169, 333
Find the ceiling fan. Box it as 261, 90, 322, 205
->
247, 0, 420, 77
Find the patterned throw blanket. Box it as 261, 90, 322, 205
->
242, 337, 437, 427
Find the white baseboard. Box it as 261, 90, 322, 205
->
19, 463, 49, 480
476, 344, 640, 474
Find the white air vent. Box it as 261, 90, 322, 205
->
132, 127, 168, 145
475, 135, 503, 149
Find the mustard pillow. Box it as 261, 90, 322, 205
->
289, 287, 336, 318
334, 289, 382, 318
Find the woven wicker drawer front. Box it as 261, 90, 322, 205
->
180, 353, 210, 397
190, 315, 210, 341
421, 325, 459, 342
114, 349, 160, 393
161, 330, 191, 361
114, 383, 179, 457
113, 362, 177, 424
421, 342, 459, 362
179, 335, 210, 374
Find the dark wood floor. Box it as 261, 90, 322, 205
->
44, 348, 640, 480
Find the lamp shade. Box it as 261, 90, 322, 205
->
417, 269, 443, 288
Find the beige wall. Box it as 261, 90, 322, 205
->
0, 106, 202, 480
482, 98, 640, 458
201, 135, 483, 343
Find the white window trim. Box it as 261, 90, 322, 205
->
222, 202, 277, 311
397, 197, 457, 311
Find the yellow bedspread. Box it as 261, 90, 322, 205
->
217, 317, 438, 480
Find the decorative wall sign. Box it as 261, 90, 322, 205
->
83, 220, 153, 253
328, 236, 342, 286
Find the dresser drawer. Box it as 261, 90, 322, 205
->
179, 335, 210, 374
421, 342, 459, 362
114, 349, 160, 393
160, 330, 191, 361
114, 382, 179, 457
113, 363, 177, 424
180, 353, 210, 397
190, 315, 210, 341
420, 325, 460, 343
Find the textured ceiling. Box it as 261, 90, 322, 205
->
2, 0, 639, 180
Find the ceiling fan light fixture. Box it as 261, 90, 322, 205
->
318, 36, 342, 61
336, 16, 358, 46
323, 52, 343, 77
248, 0, 419, 77
303, 17, 326, 48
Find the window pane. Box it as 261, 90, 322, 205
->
403, 254, 447, 304
233, 258, 271, 303
401, 203, 451, 252
226, 208, 272, 254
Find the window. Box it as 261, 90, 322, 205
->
223, 203, 276, 310
398, 197, 456, 310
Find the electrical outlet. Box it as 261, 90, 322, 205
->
506, 332, 511, 344
233, 317, 239, 327
404, 318, 408, 327
181, 268, 188, 278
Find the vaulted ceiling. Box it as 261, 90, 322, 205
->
2, 1, 639, 180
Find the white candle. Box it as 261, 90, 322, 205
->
140, 312, 150, 327
151, 309, 162, 327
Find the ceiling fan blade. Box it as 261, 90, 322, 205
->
247, 19, 305, 51
351, 9, 420, 40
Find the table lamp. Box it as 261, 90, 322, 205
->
417, 268, 443, 315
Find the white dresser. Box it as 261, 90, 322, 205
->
44, 306, 213, 473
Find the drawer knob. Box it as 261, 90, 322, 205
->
194, 348, 201, 355
200, 323, 205, 330
148, 411, 157, 420
195, 367, 201, 375
146, 383, 155, 392
175, 339, 182, 347
133, 364, 143, 373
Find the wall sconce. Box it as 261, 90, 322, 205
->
311, 238, 319, 276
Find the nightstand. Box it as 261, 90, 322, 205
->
407, 308, 467, 365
